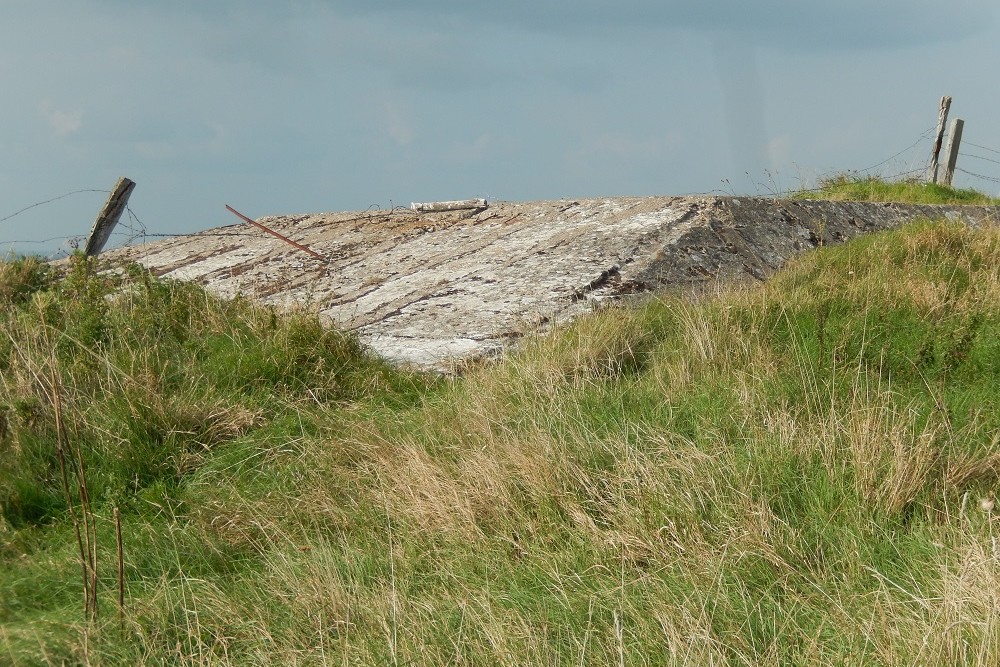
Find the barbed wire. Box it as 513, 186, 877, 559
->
956, 167, 1000, 184
856, 126, 935, 175
116, 205, 149, 246
953, 136, 1000, 187
959, 151, 1000, 167
5, 127, 1000, 256
0, 235, 82, 246
0, 189, 109, 225
769, 127, 1000, 196
965, 141, 1000, 156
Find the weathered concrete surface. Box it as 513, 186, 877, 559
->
103, 196, 999, 371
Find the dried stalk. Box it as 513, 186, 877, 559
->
72, 420, 98, 620
50, 362, 90, 617
114, 506, 124, 623
49, 356, 98, 621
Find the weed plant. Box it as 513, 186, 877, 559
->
2, 219, 1000, 665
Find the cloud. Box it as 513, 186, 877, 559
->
85, 0, 328, 74
39, 102, 84, 137
324, 0, 995, 50
83, 2, 610, 94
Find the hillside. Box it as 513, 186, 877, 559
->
2, 186, 1000, 664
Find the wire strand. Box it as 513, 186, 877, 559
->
956, 167, 1000, 184
0, 189, 109, 225
965, 141, 1000, 156
959, 152, 1000, 167
858, 127, 935, 175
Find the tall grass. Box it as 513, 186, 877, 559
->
2, 219, 1000, 665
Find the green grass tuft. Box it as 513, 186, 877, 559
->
792, 173, 1000, 205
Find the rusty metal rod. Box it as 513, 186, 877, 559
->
225, 204, 325, 261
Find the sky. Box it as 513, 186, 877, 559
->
2, 1, 1000, 256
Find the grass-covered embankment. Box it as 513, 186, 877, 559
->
2, 217, 1000, 665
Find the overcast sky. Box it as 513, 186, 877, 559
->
2, 1, 999, 256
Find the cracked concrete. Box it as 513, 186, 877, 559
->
102, 196, 999, 371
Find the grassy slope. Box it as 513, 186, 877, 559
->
2, 215, 1000, 665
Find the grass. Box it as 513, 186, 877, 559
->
792, 173, 1000, 206
2, 216, 1000, 665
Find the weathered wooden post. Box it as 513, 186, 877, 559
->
84, 177, 135, 257
927, 95, 951, 184
941, 118, 964, 187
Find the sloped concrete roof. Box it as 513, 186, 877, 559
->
103, 196, 998, 371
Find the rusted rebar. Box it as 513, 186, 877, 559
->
225, 204, 325, 261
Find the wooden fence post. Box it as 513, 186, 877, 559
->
84, 177, 136, 257
941, 118, 964, 187
927, 95, 951, 184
